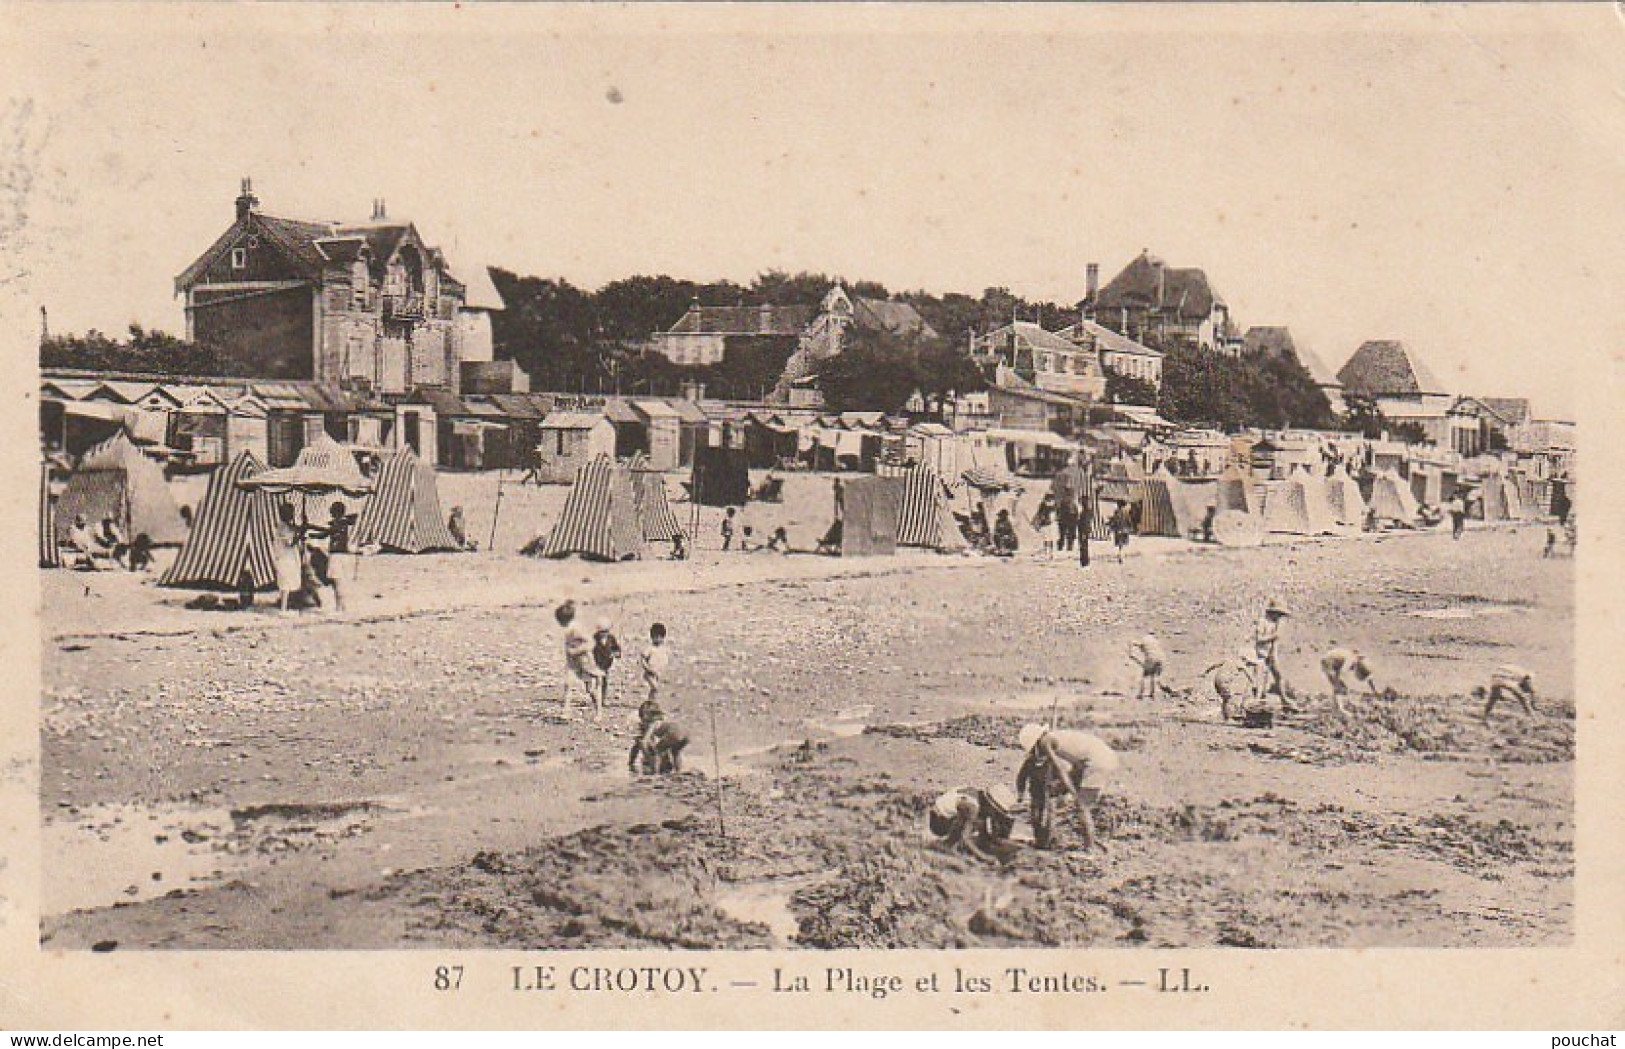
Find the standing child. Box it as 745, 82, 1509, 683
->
1109, 503, 1133, 562
720, 507, 737, 551
1128, 631, 1167, 701
640, 621, 671, 703
555, 601, 604, 719
1033, 492, 1057, 558
1543, 528, 1557, 559
592, 618, 622, 713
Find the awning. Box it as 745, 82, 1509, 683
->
451, 419, 509, 435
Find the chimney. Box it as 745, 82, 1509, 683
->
371, 198, 387, 221
234, 177, 259, 221
1085, 263, 1099, 305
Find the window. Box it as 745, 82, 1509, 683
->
231, 247, 247, 270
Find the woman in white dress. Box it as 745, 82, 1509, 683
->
272, 501, 304, 612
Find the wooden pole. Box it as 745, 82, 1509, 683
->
708, 699, 727, 839
488, 473, 505, 552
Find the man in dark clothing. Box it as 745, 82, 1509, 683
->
1050, 454, 1089, 558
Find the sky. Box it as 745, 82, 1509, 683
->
9, 3, 1624, 420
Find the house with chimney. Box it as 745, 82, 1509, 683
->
174, 179, 504, 395
970, 321, 1108, 400
1085, 252, 1241, 353
1050, 314, 1164, 389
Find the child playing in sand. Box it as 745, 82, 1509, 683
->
1475, 665, 1537, 722
592, 617, 622, 712
1129, 631, 1167, 701
766, 526, 790, 554
628, 699, 690, 775
1320, 645, 1381, 714
640, 621, 671, 703
555, 601, 604, 719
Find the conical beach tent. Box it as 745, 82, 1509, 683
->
540, 456, 644, 561
39, 465, 60, 568
1368, 469, 1418, 524
893, 466, 966, 551
352, 450, 460, 553
1163, 475, 1218, 538
56, 431, 187, 546
160, 451, 278, 590
1478, 472, 1521, 522
1261, 474, 1337, 535
1134, 477, 1181, 537
628, 455, 684, 542
1326, 469, 1366, 527
1216, 464, 1256, 515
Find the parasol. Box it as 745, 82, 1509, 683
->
237, 435, 373, 497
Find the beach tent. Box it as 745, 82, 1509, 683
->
628, 454, 685, 542
540, 456, 644, 561
1368, 469, 1418, 525
892, 466, 966, 552
56, 431, 187, 547
1325, 469, 1367, 528
691, 445, 751, 507
1261, 474, 1337, 536
351, 450, 460, 553
837, 476, 901, 557
1162, 474, 1218, 539
39, 465, 60, 568
1216, 464, 1256, 515
159, 451, 279, 590
1478, 472, 1522, 522
1133, 477, 1181, 538
1409, 466, 1445, 507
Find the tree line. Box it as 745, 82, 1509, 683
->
40, 267, 1367, 436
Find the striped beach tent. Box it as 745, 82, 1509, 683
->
540, 456, 644, 561
1133, 477, 1181, 537
891, 465, 966, 551
56, 431, 187, 547
351, 450, 459, 553
628, 455, 684, 542
159, 451, 278, 590
39, 465, 60, 568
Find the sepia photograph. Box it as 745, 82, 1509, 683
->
6, 1, 1623, 1029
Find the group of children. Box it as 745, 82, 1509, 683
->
929, 722, 1121, 860
1125, 598, 1538, 725
720, 508, 790, 554
554, 600, 689, 776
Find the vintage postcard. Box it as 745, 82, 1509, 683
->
3, 1, 1622, 1031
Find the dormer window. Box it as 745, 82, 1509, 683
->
231, 247, 247, 270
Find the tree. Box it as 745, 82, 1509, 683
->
1340, 394, 1386, 439
815, 327, 921, 413
1104, 367, 1158, 408
40, 324, 245, 377
914, 336, 988, 415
